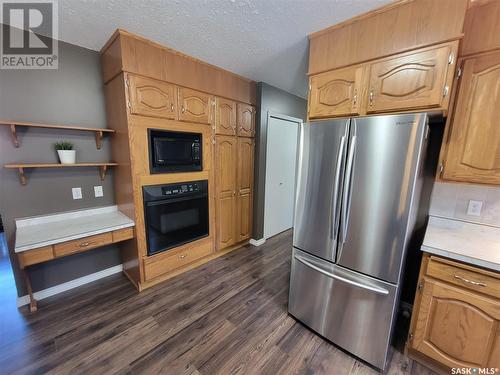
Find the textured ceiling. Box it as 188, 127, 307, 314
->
58, 0, 391, 98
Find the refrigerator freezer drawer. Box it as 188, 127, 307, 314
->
288, 248, 398, 370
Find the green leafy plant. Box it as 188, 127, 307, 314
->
54, 141, 74, 151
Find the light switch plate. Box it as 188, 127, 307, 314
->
467, 200, 483, 216
94, 185, 103, 198
72, 187, 83, 200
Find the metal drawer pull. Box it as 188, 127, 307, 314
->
79, 241, 94, 248
179, 254, 187, 259
454, 275, 486, 287
295, 254, 389, 295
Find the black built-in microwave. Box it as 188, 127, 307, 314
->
148, 129, 202, 173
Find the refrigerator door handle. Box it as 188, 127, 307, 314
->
331, 134, 347, 241
341, 132, 357, 245
294, 254, 389, 295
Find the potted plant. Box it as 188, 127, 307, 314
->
55, 141, 76, 164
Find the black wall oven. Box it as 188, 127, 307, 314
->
149, 129, 202, 173
143, 180, 209, 256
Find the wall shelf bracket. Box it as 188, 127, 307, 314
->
10, 124, 20, 147
17, 167, 27, 185
95, 130, 104, 149
99, 165, 108, 181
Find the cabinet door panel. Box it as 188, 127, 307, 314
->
367, 43, 456, 113
215, 136, 238, 249
309, 65, 364, 118
237, 103, 255, 137
237, 137, 254, 242
128, 75, 176, 119
443, 52, 500, 184
215, 97, 236, 135
178, 87, 213, 124
412, 278, 500, 369
237, 193, 252, 242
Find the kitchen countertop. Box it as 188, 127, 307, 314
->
15, 206, 135, 253
422, 215, 500, 272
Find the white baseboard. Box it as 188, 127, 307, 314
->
17, 264, 123, 307
249, 238, 266, 247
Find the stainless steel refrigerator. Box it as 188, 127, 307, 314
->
288, 113, 429, 370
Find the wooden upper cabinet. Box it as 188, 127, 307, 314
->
127, 75, 177, 119
215, 97, 236, 135
442, 52, 500, 184
411, 278, 500, 369
308, 0, 467, 75
366, 43, 457, 114
215, 136, 238, 249
237, 103, 255, 137
237, 137, 254, 241
178, 87, 213, 125
309, 65, 364, 119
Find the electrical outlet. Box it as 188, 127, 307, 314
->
467, 200, 483, 216
72, 187, 82, 200
94, 185, 103, 198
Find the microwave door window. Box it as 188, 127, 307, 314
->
155, 138, 193, 165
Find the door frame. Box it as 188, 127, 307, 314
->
263, 111, 302, 240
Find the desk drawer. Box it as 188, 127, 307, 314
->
18, 246, 54, 268
112, 227, 134, 242
54, 232, 113, 257
427, 256, 500, 299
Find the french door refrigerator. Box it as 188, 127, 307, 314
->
288, 113, 429, 371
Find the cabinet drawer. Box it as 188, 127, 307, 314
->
18, 246, 54, 268
54, 232, 113, 257
427, 257, 500, 299
143, 240, 213, 281
112, 227, 134, 242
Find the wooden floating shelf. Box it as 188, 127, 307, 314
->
0, 120, 115, 149
4, 163, 118, 185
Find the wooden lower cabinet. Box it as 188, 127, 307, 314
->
441, 51, 500, 185
409, 255, 500, 371
215, 135, 254, 249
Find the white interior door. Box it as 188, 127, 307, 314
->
264, 114, 300, 239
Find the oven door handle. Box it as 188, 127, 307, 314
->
145, 193, 208, 206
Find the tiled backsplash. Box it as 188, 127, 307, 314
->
429, 182, 500, 227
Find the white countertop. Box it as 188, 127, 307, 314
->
15, 206, 135, 253
422, 215, 500, 272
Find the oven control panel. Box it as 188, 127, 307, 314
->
162, 183, 200, 196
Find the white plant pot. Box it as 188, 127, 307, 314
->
57, 150, 76, 164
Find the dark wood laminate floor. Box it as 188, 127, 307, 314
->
0, 230, 436, 375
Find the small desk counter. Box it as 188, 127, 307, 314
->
15, 206, 135, 312
421, 215, 500, 272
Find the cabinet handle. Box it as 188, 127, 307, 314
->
233, 191, 236, 196
369, 90, 374, 106
179, 254, 187, 259
443, 85, 449, 97
181, 106, 185, 114
353, 89, 358, 107
171, 103, 174, 111
454, 275, 486, 287
79, 241, 94, 248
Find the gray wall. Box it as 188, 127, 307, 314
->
253, 82, 307, 240
0, 39, 120, 296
